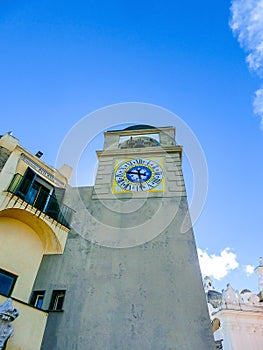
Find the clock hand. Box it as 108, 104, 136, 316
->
126, 169, 142, 188
126, 168, 148, 190
137, 169, 144, 189
127, 168, 148, 177
127, 170, 140, 175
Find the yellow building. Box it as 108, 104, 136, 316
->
0, 132, 73, 350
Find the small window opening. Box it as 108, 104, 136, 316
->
0, 268, 17, 297
49, 290, 66, 311
30, 290, 45, 309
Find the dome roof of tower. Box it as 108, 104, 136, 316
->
123, 124, 156, 131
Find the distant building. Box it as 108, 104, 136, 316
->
0, 126, 215, 349
204, 260, 263, 350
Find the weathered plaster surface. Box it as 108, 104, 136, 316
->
0, 147, 11, 172
34, 189, 214, 349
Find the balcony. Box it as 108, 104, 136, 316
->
4, 173, 74, 229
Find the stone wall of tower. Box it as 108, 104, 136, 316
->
33, 189, 214, 349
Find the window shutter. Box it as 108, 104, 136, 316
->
17, 168, 36, 197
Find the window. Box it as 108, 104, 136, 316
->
18, 168, 54, 212
49, 290, 66, 311
30, 290, 45, 309
0, 269, 17, 297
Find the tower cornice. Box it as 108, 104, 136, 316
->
96, 145, 183, 159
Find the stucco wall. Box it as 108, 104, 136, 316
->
33, 188, 214, 350
214, 309, 263, 350
0, 295, 48, 350
0, 217, 44, 302
0, 146, 11, 172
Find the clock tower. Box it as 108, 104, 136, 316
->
93, 125, 184, 199
33, 124, 215, 349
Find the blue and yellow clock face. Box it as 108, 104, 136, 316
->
112, 158, 164, 193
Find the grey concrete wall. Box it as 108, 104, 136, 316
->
0, 146, 11, 172
33, 188, 214, 350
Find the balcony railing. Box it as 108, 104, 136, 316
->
6, 173, 74, 229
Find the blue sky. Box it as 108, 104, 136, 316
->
1, 1, 263, 293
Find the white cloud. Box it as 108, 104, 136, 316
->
253, 87, 263, 130
230, 0, 263, 128
230, 0, 263, 73
245, 264, 255, 276
198, 248, 239, 280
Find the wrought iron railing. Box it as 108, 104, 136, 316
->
6, 173, 74, 228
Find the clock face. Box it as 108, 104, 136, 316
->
113, 158, 164, 192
